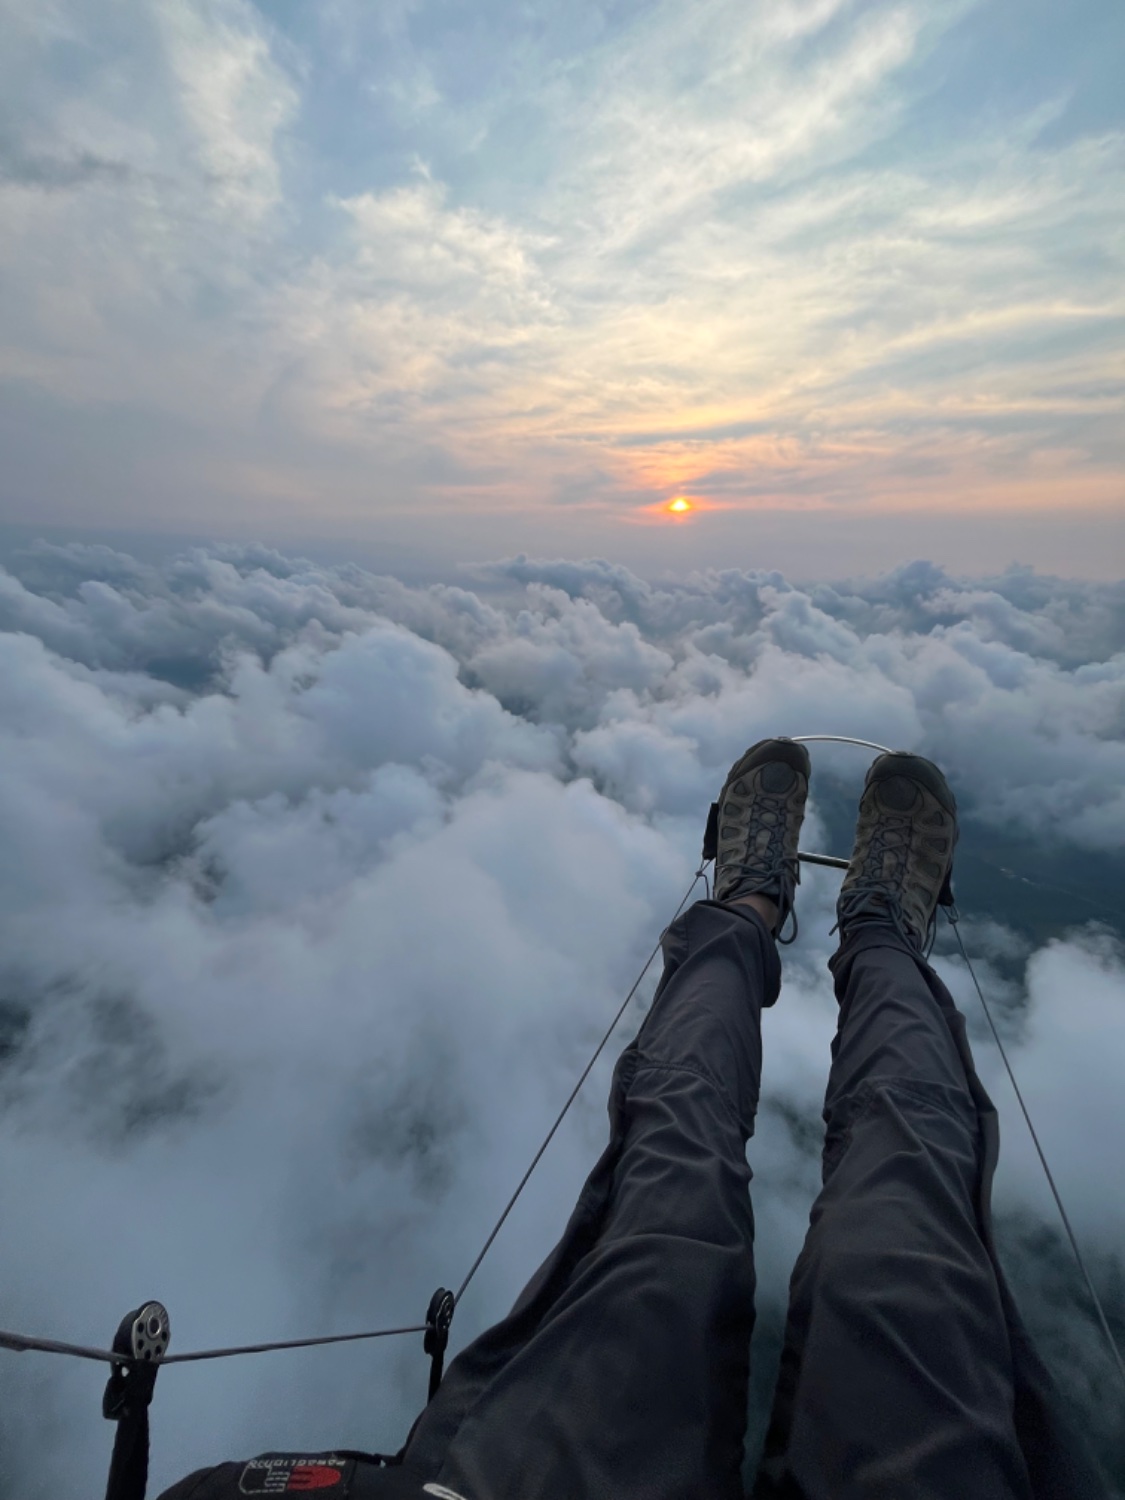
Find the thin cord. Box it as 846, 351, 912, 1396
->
160, 1325, 427, 1364
0, 737, 894, 1371
10, 840, 1118, 1398
0, 1324, 427, 1367
946, 913, 1125, 1393
0, 1331, 124, 1365
453, 867, 709, 1306
3, 868, 711, 1371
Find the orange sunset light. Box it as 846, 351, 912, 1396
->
629, 494, 721, 526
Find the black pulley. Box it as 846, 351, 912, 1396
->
423, 1288, 455, 1402
103, 1300, 170, 1500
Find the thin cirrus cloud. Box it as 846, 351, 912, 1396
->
0, 0, 1123, 565
1, 540, 1124, 1494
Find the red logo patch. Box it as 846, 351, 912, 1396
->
287, 1469, 341, 1491
238, 1457, 351, 1495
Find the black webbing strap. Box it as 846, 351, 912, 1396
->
702, 803, 719, 864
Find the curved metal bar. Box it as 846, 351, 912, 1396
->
790, 734, 891, 870
797, 851, 849, 871
791, 733, 895, 755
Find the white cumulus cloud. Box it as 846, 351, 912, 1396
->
0, 541, 1123, 1495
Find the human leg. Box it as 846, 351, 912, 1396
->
756, 753, 1029, 1500
402, 741, 812, 1500
400, 899, 777, 1500
755, 924, 1033, 1500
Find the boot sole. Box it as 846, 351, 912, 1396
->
864, 752, 957, 817
722, 737, 811, 796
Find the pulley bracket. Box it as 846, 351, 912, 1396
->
424, 1288, 455, 1402
102, 1300, 169, 1500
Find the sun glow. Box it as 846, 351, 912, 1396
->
631, 493, 720, 525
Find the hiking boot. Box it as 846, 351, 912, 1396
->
836, 752, 957, 956
706, 737, 811, 942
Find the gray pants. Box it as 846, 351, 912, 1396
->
158, 903, 1109, 1500
400, 901, 1108, 1500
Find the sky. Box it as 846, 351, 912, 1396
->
1, 541, 1124, 1495
1, 0, 1124, 576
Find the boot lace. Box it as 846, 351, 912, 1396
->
835, 812, 938, 958
723, 794, 801, 944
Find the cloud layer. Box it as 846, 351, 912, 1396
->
1, 541, 1124, 1494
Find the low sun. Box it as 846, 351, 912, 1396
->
668, 497, 692, 514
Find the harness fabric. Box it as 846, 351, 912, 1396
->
155, 1454, 429, 1498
